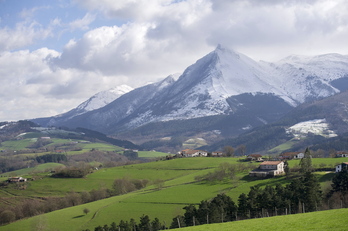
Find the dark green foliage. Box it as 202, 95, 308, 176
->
51, 166, 91, 178
35, 154, 67, 163
237, 193, 249, 219
138, 215, 151, 231
183, 194, 237, 226
331, 169, 348, 194
123, 150, 138, 160
300, 148, 312, 173
170, 215, 185, 229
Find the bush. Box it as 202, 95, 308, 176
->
0, 210, 16, 224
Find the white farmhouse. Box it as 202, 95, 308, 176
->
249, 161, 285, 177
336, 162, 348, 173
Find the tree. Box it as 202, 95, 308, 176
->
237, 193, 249, 219
0, 210, 16, 225
83, 208, 90, 215
237, 144, 246, 156
138, 214, 151, 231
223, 146, 235, 157
113, 177, 136, 195
284, 160, 290, 176
151, 217, 162, 231
331, 169, 348, 195
300, 147, 312, 173
183, 204, 198, 226
301, 172, 322, 212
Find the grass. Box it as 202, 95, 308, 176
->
171, 208, 348, 231
288, 157, 348, 168
0, 163, 64, 177
0, 157, 339, 231
138, 151, 170, 158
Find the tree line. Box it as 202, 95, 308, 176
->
0, 177, 149, 225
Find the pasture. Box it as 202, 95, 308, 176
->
0, 157, 339, 231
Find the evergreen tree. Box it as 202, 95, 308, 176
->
301, 172, 322, 212
183, 204, 198, 226
331, 169, 348, 194
197, 200, 210, 224
237, 193, 249, 219
300, 147, 312, 173
138, 215, 151, 231
284, 160, 290, 176
151, 217, 162, 231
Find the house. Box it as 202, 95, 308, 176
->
180, 149, 208, 157
249, 161, 285, 177
8, 177, 27, 183
246, 154, 263, 162
279, 152, 304, 160
40, 137, 51, 140
336, 151, 348, 158
211, 151, 223, 157
335, 162, 348, 172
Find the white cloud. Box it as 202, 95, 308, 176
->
68, 13, 96, 31
0, 48, 127, 121
0, 21, 52, 52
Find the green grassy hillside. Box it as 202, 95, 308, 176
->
172, 208, 348, 231
0, 157, 339, 231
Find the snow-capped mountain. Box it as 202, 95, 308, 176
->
33, 85, 133, 126
32, 45, 348, 138
76, 85, 134, 112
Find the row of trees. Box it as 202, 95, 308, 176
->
171, 172, 322, 229
82, 215, 165, 231
0, 177, 149, 225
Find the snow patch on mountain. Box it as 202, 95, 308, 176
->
286, 119, 337, 138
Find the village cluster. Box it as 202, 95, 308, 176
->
178, 149, 348, 178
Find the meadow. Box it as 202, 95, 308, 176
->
171, 208, 348, 231
0, 157, 341, 231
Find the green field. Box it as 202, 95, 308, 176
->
288, 157, 348, 168
0, 157, 340, 231
172, 208, 348, 231
138, 150, 170, 158
0, 163, 64, 178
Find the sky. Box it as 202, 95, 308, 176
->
1, 0, 348, 121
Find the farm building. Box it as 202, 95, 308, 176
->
249, 161, 285, 177
246, 154, 263, 161
336, 151, 348, 158
8, 177, 27, 183
211, 151, 223, 157
279, 152, 304, 160
335, 162, 348, 172
179, 149, 208, 157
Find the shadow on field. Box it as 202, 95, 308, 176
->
73, 215, 85, 219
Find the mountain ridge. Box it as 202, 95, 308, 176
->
32, 46, 348, 143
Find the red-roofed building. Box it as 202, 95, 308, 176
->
336, 151, 348, 158
246, 154, 263, 162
